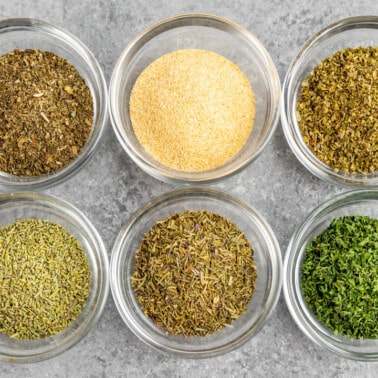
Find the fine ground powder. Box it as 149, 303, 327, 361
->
129, 49, 255, 172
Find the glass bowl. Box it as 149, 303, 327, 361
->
0, 18, 108, 191
109, 13, 280, 184
283, 189, 378, 361
110, 187, 282, 358
0, 192, 109, 363
281, 16, 378, 187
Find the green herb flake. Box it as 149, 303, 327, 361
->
301, 215, 378, 339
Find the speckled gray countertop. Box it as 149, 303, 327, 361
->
1, 0, 378, 377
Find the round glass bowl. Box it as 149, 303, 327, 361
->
109, 13, 280, 184
0, 192, 109, 363
0, 18, 108, 191
283, 189, 378, 361
281, 16, 378, 187
110, 187, 282, 358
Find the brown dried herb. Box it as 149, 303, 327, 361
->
0, 49, 93, 176
297, 46, 378, 174
131, 210, 257, 337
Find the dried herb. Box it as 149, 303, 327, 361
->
297, 46, 378, 174
301, 215, 378, 339
0, 219, 91, 340
0, 48, 93, 176
131, 210, 257, 337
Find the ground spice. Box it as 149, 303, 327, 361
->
131, 210, 257, 337
297, 46, 378, 174
0, 48, 93, 176
0, 219, 91, 340
301, 215, 378, 339
130, 49, 255, 172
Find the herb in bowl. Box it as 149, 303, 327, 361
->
301, 215, 378, 339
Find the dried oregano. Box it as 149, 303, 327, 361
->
0, 49, 93, 176
301, 215, 378, 339
0, 219, 91, 340
131, 210, 257, 337
297, 46, 378, 174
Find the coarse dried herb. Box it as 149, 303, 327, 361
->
0, 48, 93, 176
301, 215, 378, 339
131, 210, 257, 337
297, 46, 378, 174
0, 219, 91, 340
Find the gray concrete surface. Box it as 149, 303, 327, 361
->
1, 0, 378, 377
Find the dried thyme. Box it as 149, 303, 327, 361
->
301, 215, 378, 339
131, 210, 257, 337
0, 219, 91, 340
297, 46, 378, 174
0, 48, 93, 176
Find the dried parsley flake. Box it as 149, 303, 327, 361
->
131, 210, 257, 337
301, 215, 378, 339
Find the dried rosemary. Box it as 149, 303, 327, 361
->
297, 46, 378, 174
0, 49, 93, 176
301, 215, 378, 339
0, 219, 91, 340
131, 210, 257, 337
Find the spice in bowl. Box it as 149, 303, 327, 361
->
301, 214, 378, 339
0, 48, 93, 176
0, 219, 90, 340
130, 49, 255, 172
297, 46, 378, 174
131, 210, 257, 337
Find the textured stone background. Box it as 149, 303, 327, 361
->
1, 0, 378, 377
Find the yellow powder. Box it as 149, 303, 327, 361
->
129, 49, 255, 172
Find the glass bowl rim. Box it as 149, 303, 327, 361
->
0, 191, 109, 363
283, 188, 378, 361
0, 17, 108, 191
109, 12, 281, 185
110, 186, 282, 358
280, 15, 378, 187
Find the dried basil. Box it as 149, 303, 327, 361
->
0, 49, 93, 176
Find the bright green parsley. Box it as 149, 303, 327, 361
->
301, 215, 378, 339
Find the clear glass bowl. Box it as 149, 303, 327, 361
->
109, 13, 280, 184
281, 16, 378, 187
283, 189, 378, 361
0, 18, 108, 191
110, 187, 282, 358
0, 192, 109, 363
